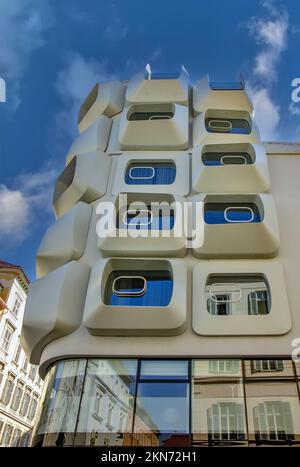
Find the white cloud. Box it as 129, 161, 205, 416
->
54, 52, 117, 143
246, 1, 289, 141
0, 0, 53, 110
248, 4, 288, 82
0, 167, 57, 245
289, 103, 300, 117
247, 85, 280, 140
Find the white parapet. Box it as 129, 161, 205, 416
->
193, 109, 260, 146
126, 65, 189, 105
118, 103, 189, 150
66, 116, 112, 164
53, 151, 111, 219
193, 75, 253, 115
97, 192, 187, 257
21, 261, 90, 364
192, 259, 291, 336
83, 258, 187, 336
78, 81, 125, 133
36, 202, 92, 278
192, 193, 280, 258
192, 143, 270, 193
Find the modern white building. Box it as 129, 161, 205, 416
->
21, 68, 300, 447
0, 260, 43, 447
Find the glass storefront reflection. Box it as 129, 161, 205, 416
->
134, 360, 190, 446
74, 359, 137, 446
31, 358, 300, 447
32, 359, 87, 446
192, 360, 246, 446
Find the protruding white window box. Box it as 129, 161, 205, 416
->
192, 260, 291, 335
53, 151, 111, 219
192, 194, 280, 258
193, 109, 260, 146
83, 258, 187, 336
126, 65, 189, 105
97, 193, 187, 257
192, 143, 270, 193
36, 202, 92, 278
118, 103, 189, 150
66, 116, 112, 164
112, 152, 189, 196
78, 81, 125, 133
21, 261, 90, 364
193, 75, 253, 115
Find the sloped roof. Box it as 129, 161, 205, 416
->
0, 259, 30, 293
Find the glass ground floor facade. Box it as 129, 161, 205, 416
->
32, 358, 300, 447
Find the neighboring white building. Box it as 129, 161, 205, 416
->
0, 260, 43, 447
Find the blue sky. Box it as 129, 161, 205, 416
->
0, 0, 300, 280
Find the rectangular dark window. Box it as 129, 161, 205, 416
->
125, 163, 176, 185
204, 203, 261, 224
205, 118, 251, 134
129, 111, 173, 121
104, 270, 173, 307
202, 151, 253, 166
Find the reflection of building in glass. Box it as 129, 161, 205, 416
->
31, 358, 300, 447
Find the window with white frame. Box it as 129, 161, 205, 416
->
10, 383, 24, 411
118, 411, 127, 432
209, 360, 240, 374
0, 362, 4, 386
1, 374, 15, 405
29, 365, 37, 381
11, 294, 22, 318
251, 360, 284, 373
1, 423, 13, 446
21, 356, 28, 374
207, 402, 246, 441
19, 388, 31, 417
93, 384, 105, 420
253, 401, 294, 441
28, 396, 38, 421
0, 419, 4, 440
107, 402, 114, 427
13, 342, 22, 365
11, 428, 22, 447
1, 322, 14, 352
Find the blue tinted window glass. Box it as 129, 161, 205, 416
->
105, 270, 173, 306
148, 72, 181, 80
134, 382, 189, 434
118, 206, 175, 230
204, 203, 261, 224
205, 118, 251, 135
125, 163, 176, 185
140, 360, 189, 380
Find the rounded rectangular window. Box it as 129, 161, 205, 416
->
127, 104, 175, 121
205, 117, 251, 135
206, 274, 271, 316
125, 162, 176, 185
104, 270, 173, 306
202, 151, 254, 166
204, 203, 261, 224
117, 205, 175, 230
